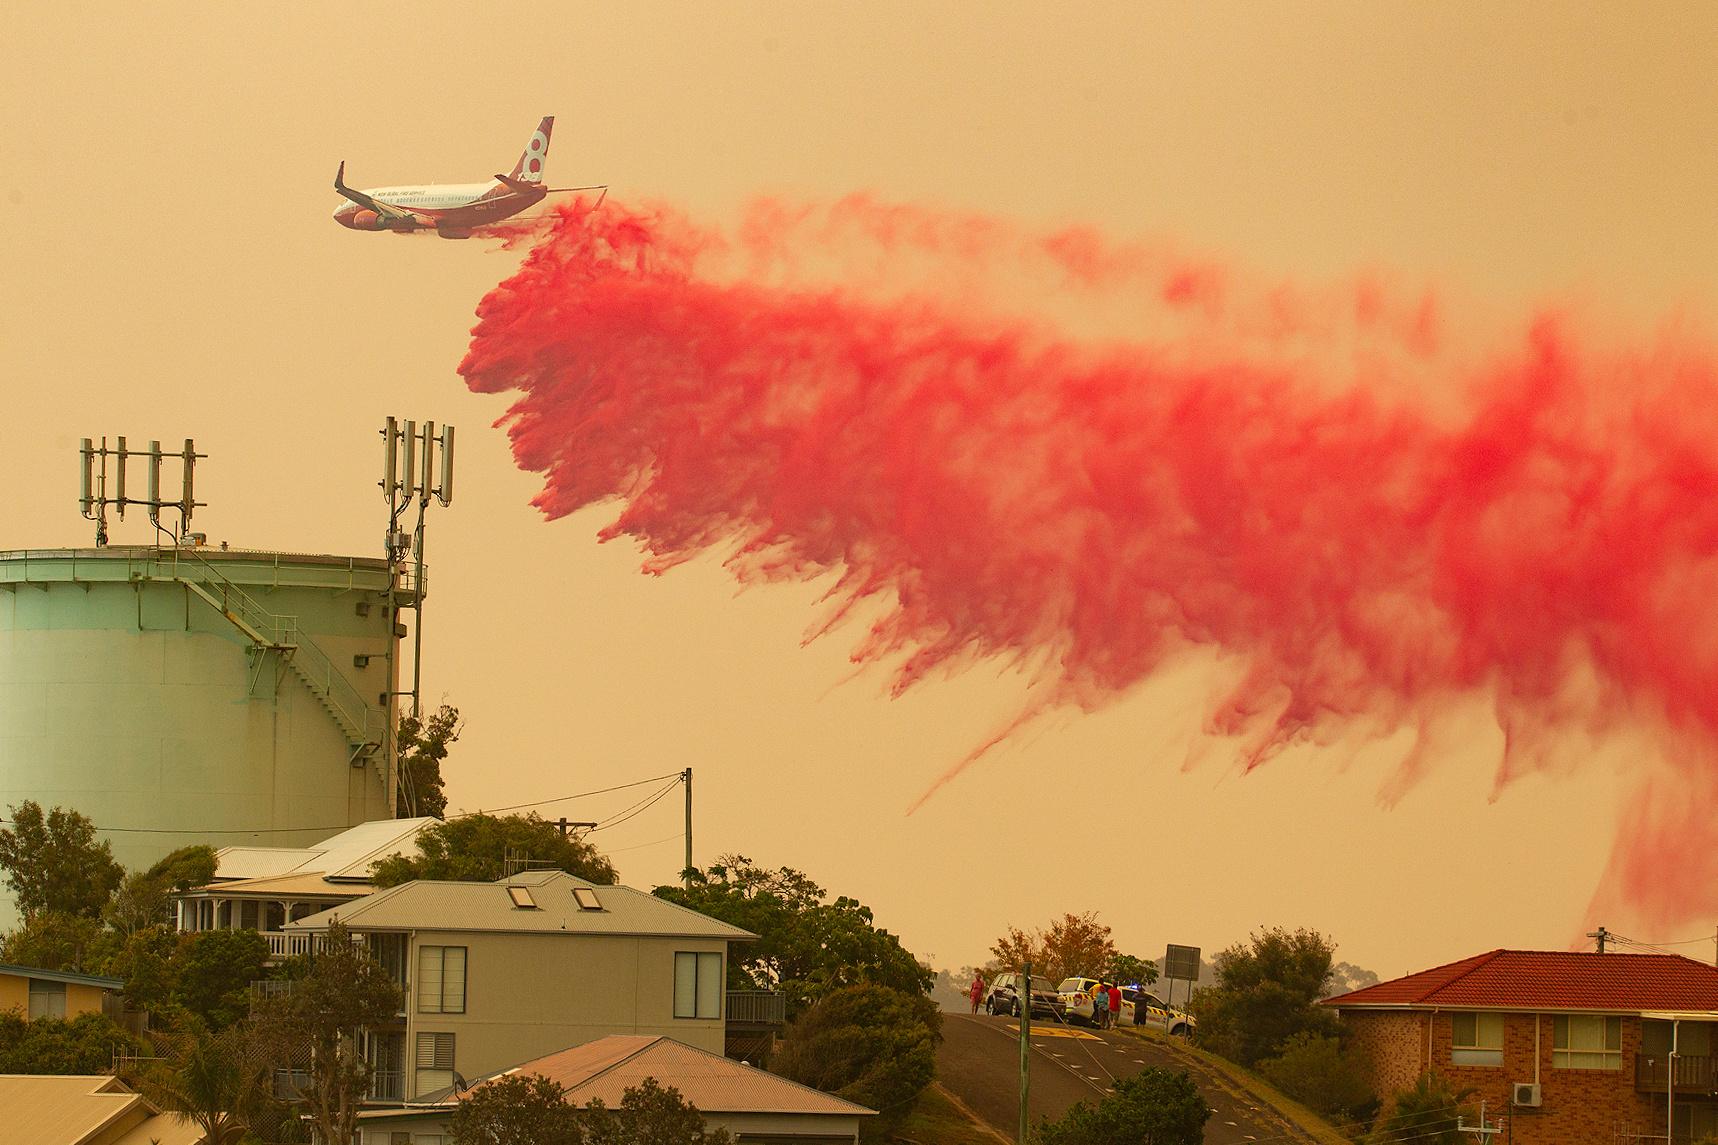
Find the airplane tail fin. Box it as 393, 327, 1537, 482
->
507, 116, 554, 183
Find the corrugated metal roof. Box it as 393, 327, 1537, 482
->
181, 871, 356, 898
0, 963, 124, 990
287, 871, 757, 941
1327, 949, 1718, 1012
0, 1075, 202, 1145
212, 847, 320, 880
467, 1036, 875, 1116
212, 818, 437, 883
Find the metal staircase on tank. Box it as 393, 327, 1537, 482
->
135, 548, 387, 779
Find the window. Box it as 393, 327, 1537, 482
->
417, 946, 466, 1014
414, 1031, 455, 1096
573, 887, 602, 911
1451, 1012, 1504, 1066
673, 951, 722, 1019
506, 885, 536, 909
27, 978, 66, 1020
1554, 1015, 1622, 1070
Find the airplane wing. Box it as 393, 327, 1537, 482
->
334, 162, 421, 224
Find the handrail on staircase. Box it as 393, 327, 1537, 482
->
144, 547, 384, 749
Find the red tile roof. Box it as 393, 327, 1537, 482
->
459, 1036, 874, 1117
1327, 949, 1718, 1013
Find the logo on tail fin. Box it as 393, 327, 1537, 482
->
509, 116, 555, 183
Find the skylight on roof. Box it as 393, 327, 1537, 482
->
573, 887, 603, 911
507, 886, 537, 910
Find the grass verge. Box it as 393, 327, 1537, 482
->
894, 1082, 1012, 1145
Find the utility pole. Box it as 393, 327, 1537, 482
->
682, 767, 694, 890
1457, 1099, 1502, 1142
1018, 958, 1032, 1144
1587, 926, 1610, 953
553, 818, 596, 838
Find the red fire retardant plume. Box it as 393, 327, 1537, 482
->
461, 196, 1718, 932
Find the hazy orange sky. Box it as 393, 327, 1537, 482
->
6, 3, 1718, 980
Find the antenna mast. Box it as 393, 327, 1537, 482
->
380, 418, 456, 816
79, 437, 207, 546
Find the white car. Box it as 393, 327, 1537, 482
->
1123, 986, 1196, 1036
1056, 977, 1111, 1025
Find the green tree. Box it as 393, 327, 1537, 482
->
0, 802, 124, 919
1109, 953, 1158, 987
1192, 927, 1339, 1066
0, 1010, 147, 1073
1036, 1067, 1209, 1145
450, 1072, 583, 1145
371, 813, 616, 887
1371, 1073, 1474, 1145
657, 857, 931, 1016
125, 1024, 273, 1145
175, 929, 270, 1029
103, 925, 181, 1014
255, 921, 404, 1145
772, 983, 940, 1139
396, 703, 462, 819
1258, 1031, 1378, 1122
0, 911, 114, 974
583, 1077, 735, 1145
106, 845, 217, 936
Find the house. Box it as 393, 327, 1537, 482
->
174, 817, 437, 958
0, 963, 124, 1021
352, 1034, 874, 1145
283, 868, 759, 1102
1327, 948, 1718, 1144
0, 1074, 203, 1145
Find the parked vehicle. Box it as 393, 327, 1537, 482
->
1122, 986, 1196, 1036
1056, 976, 1105, 1025
985, 972, 1065, 1019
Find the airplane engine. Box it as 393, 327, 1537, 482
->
352, 209, 381, 229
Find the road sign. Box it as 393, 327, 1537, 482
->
1165, 944, 1201, 983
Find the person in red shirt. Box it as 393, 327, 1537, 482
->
969, 972, 986, 1015
1106, 982, 1123, 1029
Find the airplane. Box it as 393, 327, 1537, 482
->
332, 116, 601, 239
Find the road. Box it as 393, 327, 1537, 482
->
937, 1013, 1319, 1145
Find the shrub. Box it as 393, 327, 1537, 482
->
1037, 1067, 1209, 1145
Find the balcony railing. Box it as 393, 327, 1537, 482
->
368, 1069, 404, 1103
265, 931, 319, 960
1636, 1053, 1718, 1094
726, 990, 786, 1026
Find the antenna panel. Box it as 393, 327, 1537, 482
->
437, 424, 455, 506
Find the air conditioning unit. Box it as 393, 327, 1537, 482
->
1512, 1082, 1542, 1108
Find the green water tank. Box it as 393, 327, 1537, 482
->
0, 546, 408, 926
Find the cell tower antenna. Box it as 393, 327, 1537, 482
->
378, 416, 457, 816
77, 435, 205, 546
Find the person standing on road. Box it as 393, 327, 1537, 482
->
1107, 982, 1123, 1029
1092, 982, 1109, 1029
969, 972, 986, 1015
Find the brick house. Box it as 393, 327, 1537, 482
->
1327, 949, 1718, 1144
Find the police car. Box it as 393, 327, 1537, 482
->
1122, 986, 1196, 1036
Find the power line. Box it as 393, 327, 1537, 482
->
0, 770, 688, 837
588, 780, 682, 834
602, 832, 684, 855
